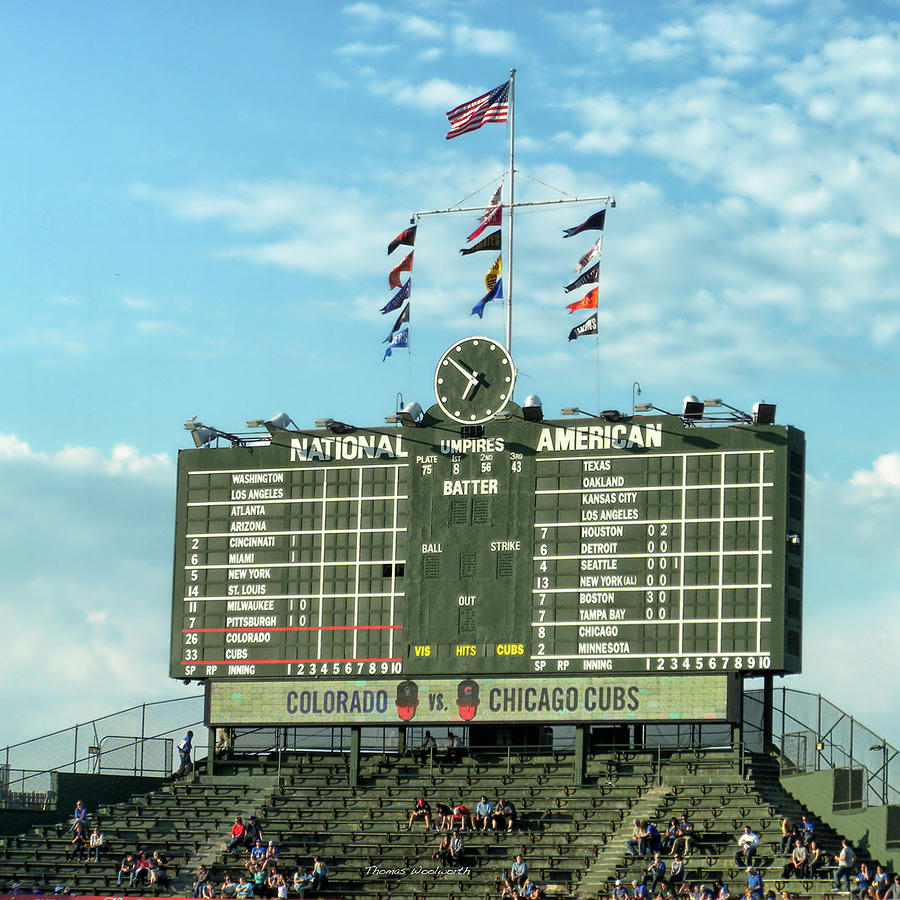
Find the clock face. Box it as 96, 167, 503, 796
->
434, 336, 516, 424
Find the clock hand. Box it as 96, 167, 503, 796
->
460, 373, 480, 400
446, 355, 476, 379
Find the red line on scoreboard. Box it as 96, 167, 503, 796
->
182, 625, 402, 633
181, 657, 403, 664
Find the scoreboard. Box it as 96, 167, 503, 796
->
172, 405, 804, 726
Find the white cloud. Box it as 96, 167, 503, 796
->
450, 24, 517, 56
336, 41, 395, 57
850, 453, 900, 491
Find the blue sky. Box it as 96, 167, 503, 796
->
2, 0, 899, 753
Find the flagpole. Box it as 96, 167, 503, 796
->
505, 68, 516, 353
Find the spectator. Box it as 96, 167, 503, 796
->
434, 801, 452, 831
656, 881, 674, 900
716, 881, 730, 900
734, 827, 760, 867
132, 852, 153, 888
799, 815, 815, 845
227, 817, 247, 852
626, 819, 644, 856
245, 816, 264, 848
869, 865, 890, 900
886, 875, 900, 900
661, 818, 679, 854
264, 841, 280, 872
511, 854, 528, 888
235, 876, 254, 899
251, 868, 266, 898
493, 798, 517, 832
806, 841, 825, 879
87, 827, 105, 863
833, 839, 857, 893
417, 731, 437, 765
407, 797, 433, 831
310, 858, 327, 893
221, 875, 237, 899
247, 839, 267, 875
499, 875, 518, 899
432, 834, 452, 866
451, 800, 472, 831
175, 731, 194, 779
855, 863, 872, 900
444, 731, 461, 764
149, 851, 169, 889
474, 795, 493, 831
64, 825, 87, 862
634, 879, 651, 900
779, 818, 795, 855
117, 854, 135, 886
71, 801, 88, 831
290, 868, 312, 897
781, 840, 807, 880
611, 879, 630, 900
669, 854, 685, 889
646, 852, 667, 892
216, 727, 233, 756
265, 868, 280, 899
672, 815, 695, 857
643, 821, 662, 855
275, 874, 288, 900
746, 868, 764, 900
449, 829, 464, 863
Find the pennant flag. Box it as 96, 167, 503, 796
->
388, 225, 417, 255
568, 313, 598, 341
566, 287, 599, 314
485, 254, 502, 291
466, 204, 502, 242
389, 251, 414, 289
563, 208, 606, 238
445, 80, 510, 139
380, 278, 411, 314
575, 235, 603, 272
564, 262, 599, 293
472, 278, 503, 319
383, 328, 409, 361
460, 229, 501, 255
486, 184, 502, 208
384, 303, 410, 343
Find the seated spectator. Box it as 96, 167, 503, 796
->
290, 868, 312, 897
781, 840, 807, 880
221, 875, 237, 899
117, 853, 135, 886
264, 841, 279, 871
407, 797, 433, 831
274, 874, 288, 900
251, 869, 266, 897
449, 829, 464, 863
886, 875, 900, 900
493, 798, 517, 832
434, 801, 453, 831
149, 851, 169, 889
806, 841, 825, 879
191, 865, 209, 898
634, 879, 651, 900
523, 878, 545, 899
235, 876, 254, 899
132, 852, 153, 888
626, 819, 644, 856
715, 881, 730, 900
265, 869, 280, 899
646, 852, 667, 892
672, 815, 695, 857
661, 818, 679, 854
87, 827, 105, 863
443, 731, 461, 764
734, 827, 760, 868
451, 800, 472, 830
656, 881, 674, 900
71, 800, 88, 831
799, 815, 815, 845
247, 839, 267, 874
432, 834, 452, 866
416, 731, 437, 765
64, 824, 87, 862
869, 865, 890, 900
856, 863, 873, 900
669, 854, 685, 888
643, 821, 662, 855
499, 875, 518, 899
779, 818, 795, 855
245, 815, 264, 848
511, 854, 528, 888
746, 867, 764, 900
309, 858, 327, 893
474, 795, 493, 830
227, 816, 247, 852
611, 879, 630, 900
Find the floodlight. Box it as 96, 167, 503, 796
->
385, 401, 424, 427
315, 418, 355, 434
246, 412, 298, 435
753, 402, 776, 425
682, 395, 704, 419
634, 402, 674, 415
184, 417, 246, 448
703, 398, 753, 424
522, 395, 543, 422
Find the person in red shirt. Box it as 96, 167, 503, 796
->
226, 817, 246, 853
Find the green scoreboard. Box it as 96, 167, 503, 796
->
172, 393, 804, 725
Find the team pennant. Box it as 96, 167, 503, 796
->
485, 255, 502, 291
563, 209, 606, 238
568, 313, 598, 341
380, 278, 410, 314
575, 236, 603, 272
383, 328, 409, 360
388, 225, 417, 255
460, 229, 501, 255
471, 278, 503, 319
384, 303, 410, 343
566, 287, 598, 314
389, 251, 414, 289
466, 205, 502, 243
564, 262, 599, 293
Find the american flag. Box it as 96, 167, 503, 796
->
445, 81, 510, 140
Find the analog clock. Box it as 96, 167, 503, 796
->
434, 336, 516, 424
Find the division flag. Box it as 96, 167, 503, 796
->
460, 229, 501, 255
388, 225, 417, 255
445, 80, 510, 140
471, 278, 503, 319
568, 313, 598, 341
383, 328, 409, 361
485, 254, 502, 291
389, 251, 414, 289
566, 287, 598, 314
380, 278, 411, 314
384, 302, 410, 343
563, 209, 606, 239
575, 235, 603, 272
564, 262, 599, 293
466, 204, 502, 242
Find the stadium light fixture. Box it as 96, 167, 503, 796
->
634, 402, 675, 415
184, 417, 247, 448
522, 395, 543, 422
561, 406, 624, 422
752, 402, 777, 425
704, 398, 752, 424
385, 401, 424, 427
246, 412, 299, 435
682, 395, 704, 420
315, 418, 356, 435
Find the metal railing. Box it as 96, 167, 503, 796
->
743, 686, 899, 807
